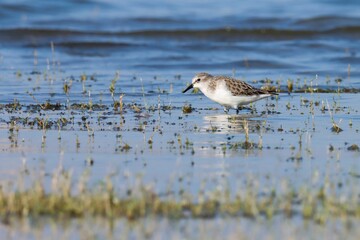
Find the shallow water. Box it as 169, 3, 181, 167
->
0, 0, 360, 239
1, 216, 360, 240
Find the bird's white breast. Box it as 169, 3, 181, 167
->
200, 81, 270, 109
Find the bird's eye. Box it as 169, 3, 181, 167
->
196, 78, 201, 82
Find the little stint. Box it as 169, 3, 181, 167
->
182, 72, 277, 114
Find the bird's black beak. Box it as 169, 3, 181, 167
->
182, 83, 194, 93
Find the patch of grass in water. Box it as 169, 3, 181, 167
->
347, 144, 360, 152
182, 104, 193, 114
0, 170, 359, 223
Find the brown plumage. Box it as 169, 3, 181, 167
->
183, 72, 278, 114
222, 77, 271, 96
203, 74, 276, 96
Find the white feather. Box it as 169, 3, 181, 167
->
198, 80, 270, 109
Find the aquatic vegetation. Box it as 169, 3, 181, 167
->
326, 100, 343, 133
347, 144, 360, 152
119, 94, 125, 113
182, 104, 193, 114
1, 1, 360, 238
63, 79, 72, 109
81, 73, 87, 93
0, 170, 358, 222
287, 79, 293, 93
0, 45, 358, 237
109, 71, 120, 107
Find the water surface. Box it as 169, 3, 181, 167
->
0, 0, 359, 239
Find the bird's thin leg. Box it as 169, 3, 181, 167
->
236, 106, 243, 115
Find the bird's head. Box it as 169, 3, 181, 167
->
182, 72, 213, 93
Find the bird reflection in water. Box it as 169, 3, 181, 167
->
203, 114, 264, 134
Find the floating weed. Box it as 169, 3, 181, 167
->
120, 143, 132, 152
331, 122, 343, 133
70, 102, 106, 111
347, 144, 360, 152
6, 99, 22, 111
261, 84, 277, 93
42, 101, 61, 110
182, 104, 193, 114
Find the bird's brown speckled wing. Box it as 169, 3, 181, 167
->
214, 76, 269, 96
